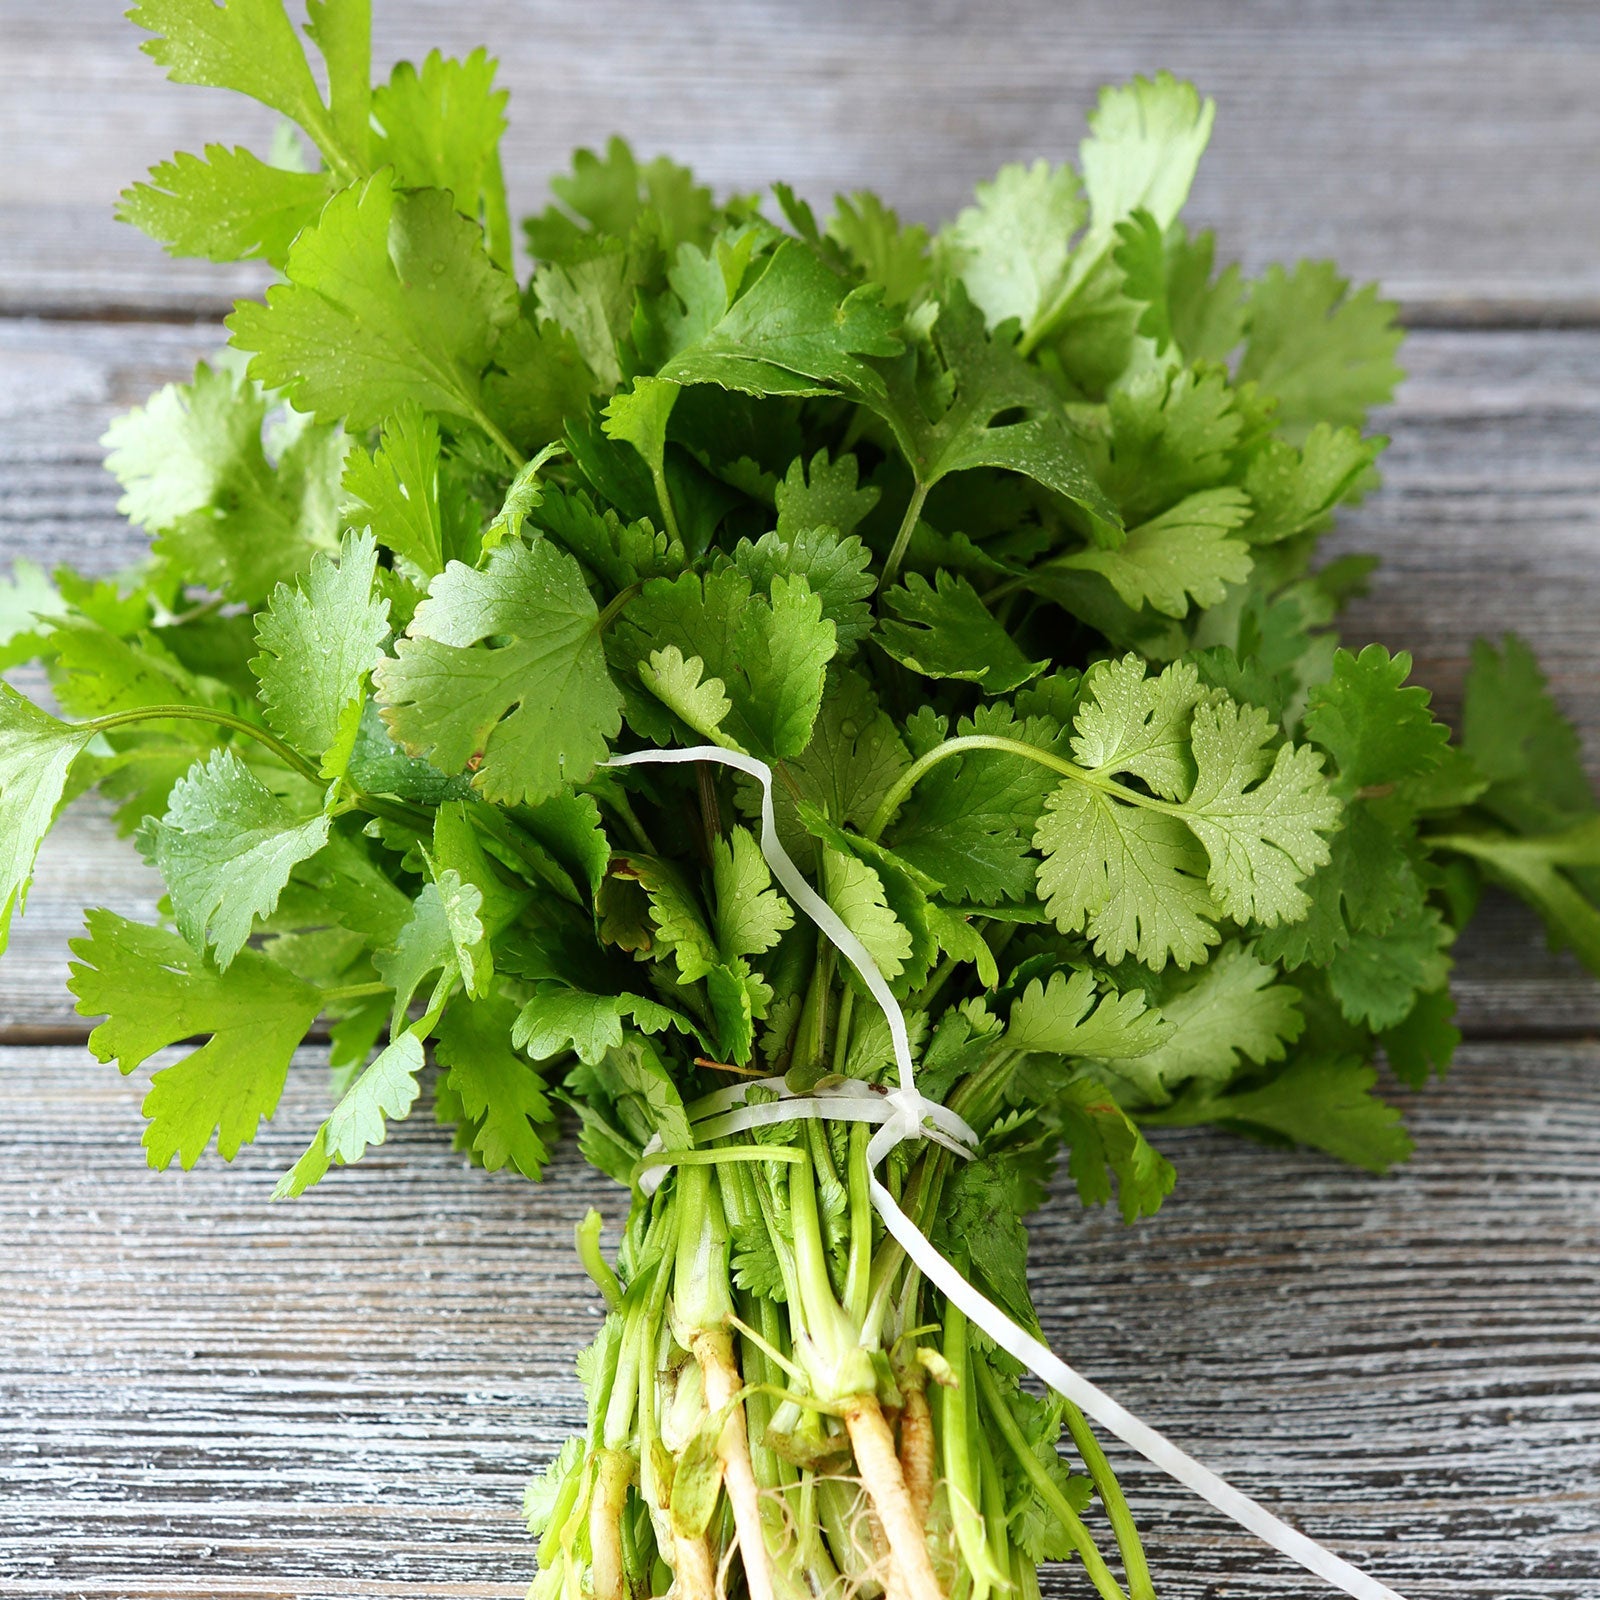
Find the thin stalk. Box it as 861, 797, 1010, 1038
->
842, 1122, 873, 1328
1062, 1403, 1156, 1600
596, 581, 643, 634
939, 1304, 1002, 1600
973, 1361, 1127, 1600
82, 704, 322, 785
319, 980, 389, 1005
878, 479, 930, 593
865, 733, 1175, 844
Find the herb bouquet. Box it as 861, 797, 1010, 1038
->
5, 5, 1599, 1599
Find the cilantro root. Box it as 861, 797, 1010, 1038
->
4, 4, 1598, 1599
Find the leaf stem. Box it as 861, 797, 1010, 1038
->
81, 704, 323, 784
320, 981, 389, 1004
864, 733, 1173, 843
973, 1360, 1128, 1600
878, 478, 930, 593
1061, 1403, 1156, 1600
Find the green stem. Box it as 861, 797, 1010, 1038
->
596, 582, 643, 635
974, 1360, 1128, 1600
842, 1122, 873, 1328
82, 704, 323, 785
941, 1303, 1007, 1600
865, 732, 1173, 843
651, 464, 682, 548
467, 402, 528, 472
878, 478, 930, 593
319, 981, 389, 1005
1063, 1403, 1156, 1600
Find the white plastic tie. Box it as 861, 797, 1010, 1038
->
603, 745, 1410, 1600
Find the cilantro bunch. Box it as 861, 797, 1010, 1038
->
4, 3, 1599, 1597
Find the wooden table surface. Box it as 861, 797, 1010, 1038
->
2, 4, 1598, 1596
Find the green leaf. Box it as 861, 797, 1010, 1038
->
0, 688, 96, 950
1034, 658, 1339, 966
274, 1028, 426, 1198
1304, 644, 1450, 792
823, 847, 912, 983
340, 404, 450, 578
939, 159, 1086, 333
1047, 487, 1252, 619
102, 361, 345, 603
1080, 74, 1215, 246
1158, 1055, 1412, 1174
730, 525, 875, 655
138, 749, 332, 970
374, 871, 487, 1027
874, 290, 1120, 534
1036, 785, 1218, 970
1241, 423, 1378, 544
1115, 943, 1303, 1101
69, 909, 323, 1170
1432, 820, 1600, 978
437, 992, 559, 1178
376, 537, 623, 804
1055, 1072, 1176, 1222
827, 191, 931, 307
889, 701, 1065, 905
658, 238, 903, 400
1381, 988, 1460, 1089
1070, 655, 1201, 801
228, 172, 519, 434
602, 375, 680, 483
621, 568, 836, 761
1183, 696, 1341, 927
1460, 634, 1597, 836
512, 984, 694, 1065
1326, 896, 1452, 1030
117, 145, 333, 268
129, 0, 338, 144
1238, 261, 1402, 441
712, 827, 793, 961
371, 48, 507, 228
878, 571, 1046, 693
1005, 969, 1172, 1060
774, 449, 880, 540
1093, 362, 1240, 523
251, 530, 390, 780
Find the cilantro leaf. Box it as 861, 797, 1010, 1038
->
878, 571, 1046, 693
340, 405, 454, 579
251, 530, 390, 780
376, 537, 622, 804
437, 992, 559, 1178
730, 526, 876, 656
1114, 943, 1303, 1102
512, 984, 695, 1066
1005, 969, 1171, 1060
228, 173, 520, 438
118, 145, 333, 269
1153, 1055, 1411, 1174
1460, 634, 1596, 836
1054, 1072, 1176, 1222
275, 1028, 426, 1198
0, 689, 96, 950
1237, 261, 1403, 440
620, 568, 835, 761
1304, 644, 1450, 792
138, 748, 332, 969
374, 871, 488, 1028
823, 847, 913, 985
1043, 487, 1253, 619
69, 909, 323, 1170
102, 361, 344, 603
939, 159, 1086, 333
658, 239, 903, 400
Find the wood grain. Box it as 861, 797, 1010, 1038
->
4, 1, 1600, 319
2, 317, 1598, 1034
1, 1043, 1595, 1596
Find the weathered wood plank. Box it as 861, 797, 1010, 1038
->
4, 1, 1600, 318
3, 317, 1598, 1033
1, 1042, 1596, 1595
